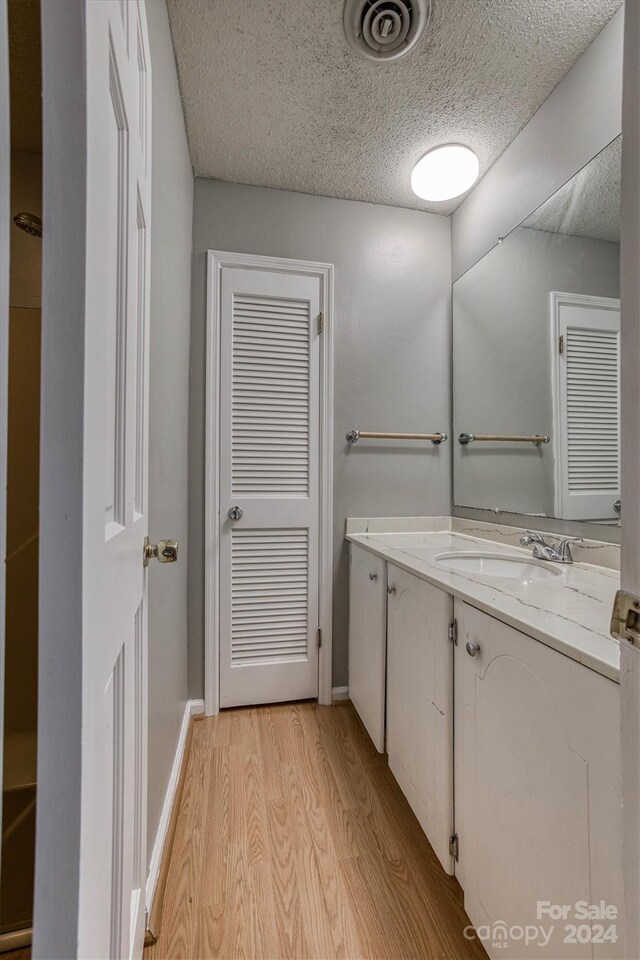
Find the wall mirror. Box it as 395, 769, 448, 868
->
452, 135, 621, 533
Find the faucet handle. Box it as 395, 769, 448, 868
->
556, 536, 583, 560
519, 531, 543, 546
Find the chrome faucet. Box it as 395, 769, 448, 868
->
519, 531, 583, 564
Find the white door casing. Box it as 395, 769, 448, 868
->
551, 291, 620, 521
80, 1, 151, 957
206, 252, 333, 713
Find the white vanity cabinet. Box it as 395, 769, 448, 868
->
386, 564, 454, 874
456, 600, 623, 960
348, 543, 387, 751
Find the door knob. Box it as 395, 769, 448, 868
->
465, 641, 480, 657
387, 585, 396, 595
228, 506, 244, 521
369, 572, 378, 581
143, 536, 178, 568
614, 500, 621, 514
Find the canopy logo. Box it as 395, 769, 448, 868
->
464, 902, 619, 950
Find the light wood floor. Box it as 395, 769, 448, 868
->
145, 701, 486, 960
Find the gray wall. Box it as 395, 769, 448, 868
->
189, 181, 451, 691
145, 0, 192, 866
451, 6, 623, 282
35, 4, 85, 955
453, 226, 620, 517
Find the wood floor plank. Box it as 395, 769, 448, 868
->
265, 797, 310, 958
147, 721, 212, 959
246, 862, 279, 960
145, 701, 486, 960
255, 707, 286, 803
200, 745, 231, 907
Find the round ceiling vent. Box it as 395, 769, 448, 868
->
343, 0, 431, 63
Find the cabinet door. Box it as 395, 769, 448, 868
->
386, 564, 454, 873
349, 544, 387, 751
457, 600, 622, 960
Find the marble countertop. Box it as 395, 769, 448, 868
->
346, 521, 621, 682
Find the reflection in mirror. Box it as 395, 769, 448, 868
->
453, 136, 621, 527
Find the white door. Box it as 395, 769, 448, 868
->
385, 565, 454, 873
348, 544, 387, 752
552, 292, 620, 521
619, 3, 640, 956
458, 601, 622, 960
219, 265, 321, 707
80, 2, 151, 957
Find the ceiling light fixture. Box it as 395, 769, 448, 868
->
411, 144, 479, 202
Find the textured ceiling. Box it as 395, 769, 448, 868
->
523, 135, 621, 242
167, 0, 622, 215
8, 0, 41, 153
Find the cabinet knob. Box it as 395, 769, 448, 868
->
228, 505, 244, 521
369, 572, 378, 581
387, 585, 396, 595
465, 641, 480, 657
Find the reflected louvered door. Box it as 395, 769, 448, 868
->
557, 297, 620, 520
219, 266, 320, 707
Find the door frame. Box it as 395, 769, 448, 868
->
204, 250, 334, 715
550, 290, 621, 519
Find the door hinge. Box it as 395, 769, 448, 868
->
317, 311, 324, 334
449, 832, 459, 861
559, 334, 564, 355
448, 619, 458, 645
317, 627, 322, 649
611, 589, 640, 646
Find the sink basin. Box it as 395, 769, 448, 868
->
434, 552, 562, 582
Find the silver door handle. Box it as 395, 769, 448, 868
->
228, 506, 244, 521
466, 641, 480, 657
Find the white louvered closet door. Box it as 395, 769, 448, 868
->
219, 266, 321, 707
556, 296, 620, 521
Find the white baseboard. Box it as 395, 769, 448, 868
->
332, 685, 349, 702
146, 698, 200, 916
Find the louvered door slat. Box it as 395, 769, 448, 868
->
554, 293, 620, 520
232, 289, 311, 496
230, 528, 309, 664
